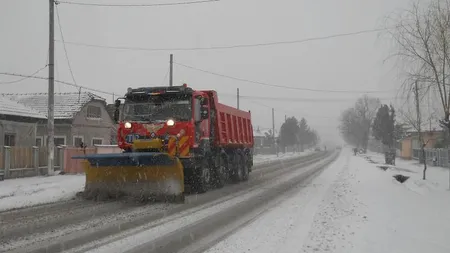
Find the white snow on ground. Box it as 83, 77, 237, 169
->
0, 152, 315, 212
72, 151, 333, 253
0, 174, 85, 212
207, 149, 450, 253
253, 149, 315, 164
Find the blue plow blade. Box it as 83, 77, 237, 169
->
72, 152, 177, 167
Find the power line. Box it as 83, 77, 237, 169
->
56, 27, 390, 52
220, 93, 405, 102
245, 99, 337, 120
175, 62, 397, 94
55, 4, 79, 90
58, 0, 219, 7
0, 72, 116, 96
0, 66, 48, 84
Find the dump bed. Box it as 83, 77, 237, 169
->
215, 102, 254, 147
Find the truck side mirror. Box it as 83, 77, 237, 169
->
201, 108, 209, 119
194, 99, 202, 122
113, 109, 120, 123
115, 99, 121, 108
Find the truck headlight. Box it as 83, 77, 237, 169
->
124, 122, 132, 129
167, 119, 175, 126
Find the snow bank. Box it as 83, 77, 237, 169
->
348, 152, 450, 253
253, 149, 315, 165
364, 151, 450, 193
205, 149, 349, 253
0, 152, 316, 212
207, 149, 450, 253
0, 174, 84, 212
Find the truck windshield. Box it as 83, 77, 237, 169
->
122, 95, 192, 122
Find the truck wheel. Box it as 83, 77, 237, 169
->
214, 155, 228, 188
242, 155, 249, 182
195, 158, 211, 193
231, 154, 244, 183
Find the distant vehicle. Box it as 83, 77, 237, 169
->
315, 147, 321, 151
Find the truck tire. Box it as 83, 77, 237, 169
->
231, 153, 245, 183
242, 154, 249, 181
213, 155, 228, 188
194, 158, 211, 193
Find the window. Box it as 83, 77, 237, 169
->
55, 137, 66, 146
73, 136, 84, 147
46, 136, 66, 146
87, 105, 101, 118
36, 136, 43, 146
92, 138, 103, 146
4, 134, 16, 146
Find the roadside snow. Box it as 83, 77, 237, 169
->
253, 149, 315, 165
0, 152, 315, 212
205, 149, 350, 253
207, 149, 450, 253
0, 174, 84, 212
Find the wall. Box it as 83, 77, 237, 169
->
71, 100, 114, 146
400, 137, 412, 159
400, 131, 442, 159
254, 136, 264, 147
0, 119, 37, 147
36, 124, 71, 146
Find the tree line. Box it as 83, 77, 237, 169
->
339, 95, 407, 153
278, 117, 320, 152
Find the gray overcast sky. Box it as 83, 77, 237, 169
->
0, 0, 413, 145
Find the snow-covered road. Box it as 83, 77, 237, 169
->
0, 150, 325, 253
0, 150, 313, 212
206, 149, 450, 253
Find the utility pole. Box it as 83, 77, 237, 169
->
414, 81, 422, 148
414, 81, 427, 180
272, 108, 278, 157
169, 54, 173, 87
237, 88, 239, 109
48, 0, 55, 176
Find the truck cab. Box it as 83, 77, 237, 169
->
114, 84, 210, 155
113, 84, 253, 193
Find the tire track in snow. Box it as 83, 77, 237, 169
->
299, 151, 367, 253
1, 152, 327, 253
79, 152, 340, 253
202, 149, 347, 253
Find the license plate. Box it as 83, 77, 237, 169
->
126, 134, 140, 143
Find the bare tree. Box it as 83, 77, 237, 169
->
339, 95, 381, 151
354, 95, 381, 152
399, 82, 434, 179
386, 0, 450, 129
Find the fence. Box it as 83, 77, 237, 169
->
0, 145, 121, 179
412, 148, 450, 168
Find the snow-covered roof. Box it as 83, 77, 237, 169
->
1, 92, 106, 119
0, 96, 46, 119
253, 129, 265, 137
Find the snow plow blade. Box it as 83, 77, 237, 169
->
72, 152, 184, 203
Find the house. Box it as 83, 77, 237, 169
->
1, 92, 114, 147
399, 126, 444, 159
0, 96, 46, 147
106, 104, 118, 144
253, 127, 266, 147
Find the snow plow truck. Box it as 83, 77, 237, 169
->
73, 84, 254, 203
